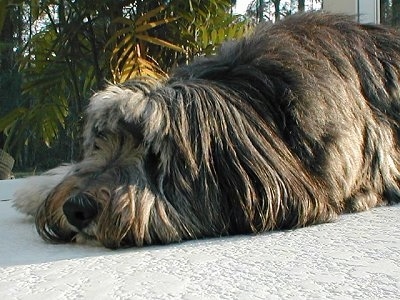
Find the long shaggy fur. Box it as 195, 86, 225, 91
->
14, 13, 400, 249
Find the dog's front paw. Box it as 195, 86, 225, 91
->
13, 165, 72, 216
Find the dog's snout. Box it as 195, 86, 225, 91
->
63, 194, 98, 230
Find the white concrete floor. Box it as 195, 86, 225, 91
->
1, 179, 400, 299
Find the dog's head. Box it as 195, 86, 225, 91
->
34, 74, 273, 249
35, 79, 185, 249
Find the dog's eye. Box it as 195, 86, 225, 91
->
94, 138, 104, 151
95, 130, 107, 140
94, 131, 107, 150
119, 120, 144, 145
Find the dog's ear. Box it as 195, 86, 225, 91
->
83, 79, 166, 151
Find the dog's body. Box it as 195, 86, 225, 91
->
14, 13, 400, 248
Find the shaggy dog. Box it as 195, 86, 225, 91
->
13, 13, 400, 249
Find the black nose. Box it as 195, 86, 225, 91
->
63, 194, 99, 230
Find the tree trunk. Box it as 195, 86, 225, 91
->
257, 0, 265, 22
0, 9, 14, 70
298, 0, 305, 12
393, 0, 400, 25
273, 0, 281, 21
380, 0, 390, 24
0, 9, 15, 150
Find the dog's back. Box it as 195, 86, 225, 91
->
170, 12, 400, 213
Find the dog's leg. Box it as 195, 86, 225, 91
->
344, 189, 381, 212
13, 165, 72, 216
344, 139, 400, 212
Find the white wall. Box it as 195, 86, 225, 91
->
324, 0, 380, 24
0, 179, 25, 201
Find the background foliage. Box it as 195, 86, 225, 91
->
0, 0, 246, 170
1, 0, 399, 172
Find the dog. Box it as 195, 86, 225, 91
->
13, 12, 400, 249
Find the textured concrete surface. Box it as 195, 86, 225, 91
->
1, 179, 399, 299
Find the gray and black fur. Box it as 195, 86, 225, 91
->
14, 13, 400, 249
